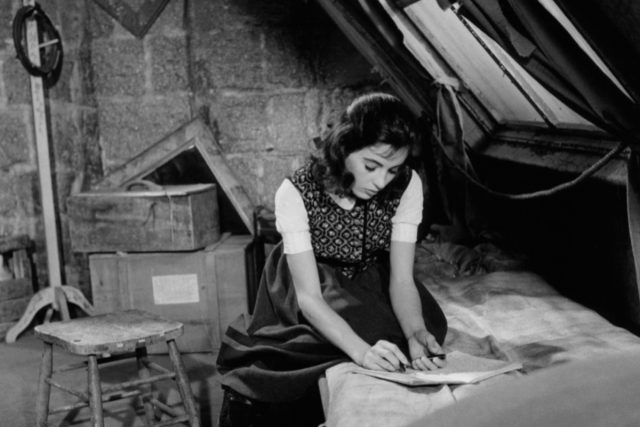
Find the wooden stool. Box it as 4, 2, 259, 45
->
34, 309, 200, 427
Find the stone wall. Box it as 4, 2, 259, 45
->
0, 0, 383, 298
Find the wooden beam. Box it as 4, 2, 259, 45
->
6, 1, 93, 342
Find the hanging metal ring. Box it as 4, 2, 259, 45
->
12, 3, 63, 81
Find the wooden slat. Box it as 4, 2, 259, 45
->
25, 0, 64, 292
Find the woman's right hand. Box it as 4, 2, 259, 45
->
360, 340, 410, 371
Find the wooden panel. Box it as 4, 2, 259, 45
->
88, 234, 254, 353
214, 235, 253, 339
68, 184, 220, 252
123, 250, 220, 353
89, 255, 125, 312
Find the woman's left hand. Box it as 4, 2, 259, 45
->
408, 329, 447, 371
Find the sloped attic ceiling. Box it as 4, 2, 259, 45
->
314, 0, 634, 184
556, 0, 640, 104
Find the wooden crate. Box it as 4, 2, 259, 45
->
89, 234, 253, 353
68, 183, 220, 253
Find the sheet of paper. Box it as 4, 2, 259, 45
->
353, 350, 522, 386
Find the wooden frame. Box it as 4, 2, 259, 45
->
97, 117, 255, 235
91, 0, 171, 39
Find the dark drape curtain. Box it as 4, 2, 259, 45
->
436, 0, 640, 314
430, 82, 479, 243
555, 0, 640, 105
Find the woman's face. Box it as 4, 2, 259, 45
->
344, 142, 409, 200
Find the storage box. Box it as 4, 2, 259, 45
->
68, 183, 220, 253
88, 234, 254, 353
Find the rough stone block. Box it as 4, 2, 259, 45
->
98, 95, 191, 169
54, 170, 76, 216
220, 0, 302, 28
264, 28, 316, 88
224, 155, 263, 206
150, 35, 189, 93
59, 0, 84, 44
191, 59, 214, 94
0, 0, 14, 41
86, 1, 116, 39
0, 173, 35, 231
3, 59, 31, 106
319, 88, 363, 134
0, 114, 31, 168
46, 49, 74, 104
50, 110, 79, 169
91, 38, 146, 97
194, 30, 263, 89
315, 32, 379, 88
262, 155, 306, 208
304, 89, 322, 139
215, 93, 269, 152
224, 154, 304, 208
191, 0, 225, 33
147, 0, 185, 36
48, 109, 101, 182
77, 110, 104, 187
75, 47, 99, 108
267, 92, 313, 153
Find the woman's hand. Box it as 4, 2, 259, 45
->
408, 330, 447, 371
359, 340, 410, 372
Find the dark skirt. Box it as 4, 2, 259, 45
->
216, 243, 447, 403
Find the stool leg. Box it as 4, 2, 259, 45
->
35, 342, 53, 427
167, 340, 200, 427
87, 355, 104, 427
136, 347, 156, 427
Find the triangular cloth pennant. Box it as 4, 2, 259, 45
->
92, 0, 171, 38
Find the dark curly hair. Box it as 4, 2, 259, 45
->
310, 92, 420, 198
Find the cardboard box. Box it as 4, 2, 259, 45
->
88, 234, 253, 353
68, 183, 220, 253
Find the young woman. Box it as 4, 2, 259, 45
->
217, 92, 448, 427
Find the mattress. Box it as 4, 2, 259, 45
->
322, 240, 640, 427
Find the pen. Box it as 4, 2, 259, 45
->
398, 362, 411, 372
427, 353, 447, 361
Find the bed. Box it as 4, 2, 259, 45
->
320, 239, 640, 427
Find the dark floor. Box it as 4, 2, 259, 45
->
1, 330, 224, 427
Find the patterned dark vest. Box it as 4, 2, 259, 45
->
289, 163, 410, 278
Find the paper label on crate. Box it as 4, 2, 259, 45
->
151, 274, 200, 305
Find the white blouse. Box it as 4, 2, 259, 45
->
275, 170, 423, 254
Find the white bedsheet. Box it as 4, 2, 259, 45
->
323, 241, 640, 427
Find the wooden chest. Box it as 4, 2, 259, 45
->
88, 234, 253, 353
67, 183, 220, 253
